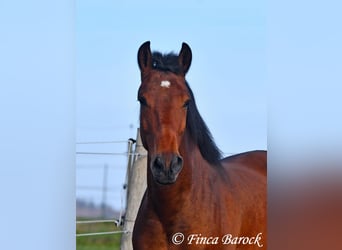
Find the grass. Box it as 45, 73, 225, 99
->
76, 218, 122, 250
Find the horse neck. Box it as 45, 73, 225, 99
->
147, 131, 211, 214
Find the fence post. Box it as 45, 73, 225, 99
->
124, 138, 135, 209
121, 128, 147, 250
101, 164, 108, 218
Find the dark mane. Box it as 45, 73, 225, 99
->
151, 51, 222, 165
151, 52, 182, 74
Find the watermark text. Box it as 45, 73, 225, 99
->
171, 232, 263, 247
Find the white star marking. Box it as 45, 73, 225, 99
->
160, 80, 171, 88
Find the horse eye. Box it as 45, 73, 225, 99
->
138, 96, 148, 106
183, 99, 190, 108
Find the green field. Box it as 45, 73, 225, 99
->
76, 218, 122, 250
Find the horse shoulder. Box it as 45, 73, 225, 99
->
219, 151, 267, 249
133, 192, 168, 250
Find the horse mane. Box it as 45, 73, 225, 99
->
151, 51, 223, 166
151, 52, 182, 74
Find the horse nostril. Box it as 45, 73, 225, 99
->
170, 155, 183, 174
153, 156, 165, 171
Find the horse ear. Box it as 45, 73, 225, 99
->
178, 42, 192, 75
137, 41, 152, 73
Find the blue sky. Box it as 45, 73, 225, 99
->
76, 0, 267, 207
76, 0, 267, 151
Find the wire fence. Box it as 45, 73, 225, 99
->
76, 139, 136, 238
76, 138, 235, 239
76, 219, 128, 237
76, 140, 129, 144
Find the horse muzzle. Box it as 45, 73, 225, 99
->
150, 154, 183, 185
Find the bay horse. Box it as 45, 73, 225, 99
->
132, 41, 267, 250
